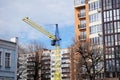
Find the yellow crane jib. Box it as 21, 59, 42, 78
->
22, 17, 61, 80
22, 17, 56, 40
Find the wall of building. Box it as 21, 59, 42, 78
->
41, 50, 51, 80
74, 0, 120, 80
101, 0, 120, 78
0, 38, 18, 80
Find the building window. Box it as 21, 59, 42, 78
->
116, 47, 120, 58
105, 35, 114, 47
105, 47, 116, 73
74, 0, 86, 5
106, 59, 115, 72
103, 0, 112, 10
107, 23, 113, 34
90, 26, 96, 34
115, 34, 118, 45
113, 9, 120, 20
114, 21, 120, 33
104, 10, 113, 22
90, 37, 102, 46
79, 20, 86, 29
80, 31, 86, 40
104, 22, 113, 34
89, 1, 100, 11
5, 52, 10, 68
118, 34, 120, 46
116, 59, 120, 71
106, 0, 112, 10
90, 24, 102, 34
106, 48, 115, 59
89, 13, 101, 23
79, 9, 86, 17
113, 0, 120, 8
0, 51, 1, 66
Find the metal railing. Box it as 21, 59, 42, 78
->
74, 0, 86, 6
78, 24, 86, 29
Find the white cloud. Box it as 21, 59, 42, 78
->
0, 0, 74, 48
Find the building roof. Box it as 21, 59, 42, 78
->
0, 38, 17, 44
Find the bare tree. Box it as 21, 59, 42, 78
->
26, 40, 45, 80
17, 45, 28, 80
71, 40, 104, 80
17, 40, 45, 80
27, 41, 44, 53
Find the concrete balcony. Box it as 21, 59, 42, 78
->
78, 13, 86, 18
78, 35, 86, 41
78, 24, 86, 29
74, 0, 86, 8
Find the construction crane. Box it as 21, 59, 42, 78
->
22, 17, 61, 80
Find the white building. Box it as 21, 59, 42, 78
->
18, 48, 71, 80
0, 38, 18, 80
41, 50, 51, 80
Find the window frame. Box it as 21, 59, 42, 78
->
5, 52, 11, 68
0, 50, 2, 67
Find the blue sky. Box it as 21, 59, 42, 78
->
0, 0, 74, 49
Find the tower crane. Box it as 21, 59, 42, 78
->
22, 17, 61, 80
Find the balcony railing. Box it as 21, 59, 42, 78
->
78, 13, 86, 18
62, 69, 70, 73
74, 0, 86, 6
78, 24, 86, 29
78, 35, 86, 40
61, 64, 70, 67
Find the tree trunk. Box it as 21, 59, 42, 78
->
90, 76, 93, 80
